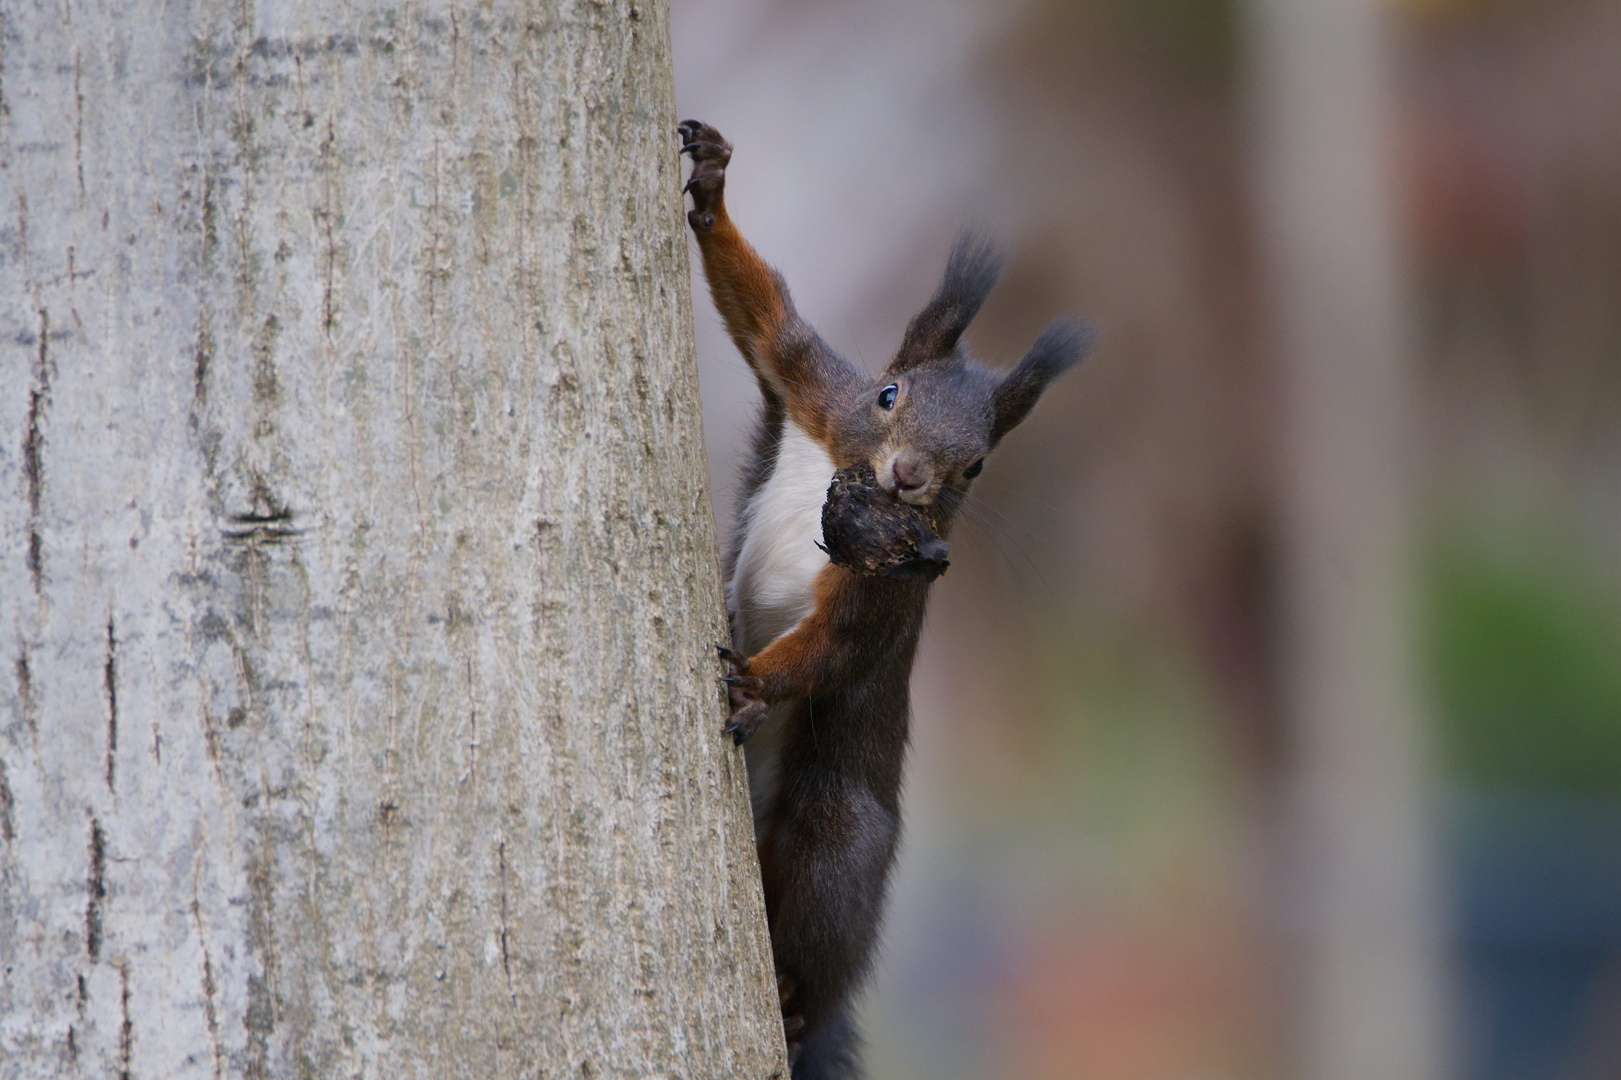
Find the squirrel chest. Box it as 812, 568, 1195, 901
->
727, 420, 836, 829
728, 421, 835, 657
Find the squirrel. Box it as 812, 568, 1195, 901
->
679, 119, 1092, 1079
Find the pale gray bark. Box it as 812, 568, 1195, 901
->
1247, 1, 1449, 1078
0, 2, 786, 1077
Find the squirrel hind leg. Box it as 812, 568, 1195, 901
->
790, 1004, 861, 1080
763, 780, 897, 1072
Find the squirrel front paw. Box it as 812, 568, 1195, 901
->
678, 120, 732, 232
717, 644, 767, 745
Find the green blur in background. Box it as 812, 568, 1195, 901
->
1431, 533, 1621, 795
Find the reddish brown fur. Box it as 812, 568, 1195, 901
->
682, 127, 856, 446
690, 210, 787, 378
738, 564, 858, 699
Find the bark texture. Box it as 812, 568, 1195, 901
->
0, 1, 787, 1077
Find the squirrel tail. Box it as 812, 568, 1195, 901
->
791, 1005, 862, 1080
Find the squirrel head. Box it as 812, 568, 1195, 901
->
829, 235, 1094, 508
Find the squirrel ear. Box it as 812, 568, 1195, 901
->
992, 317, 1095, 444
888, 234, 1004, 374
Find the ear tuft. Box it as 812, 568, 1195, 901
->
889, 233, 1005, 373
992, 317, 1095, 443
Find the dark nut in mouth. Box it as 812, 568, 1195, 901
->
820, 463, 950, 582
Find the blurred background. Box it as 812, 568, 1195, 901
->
671, 0, 1621, 1077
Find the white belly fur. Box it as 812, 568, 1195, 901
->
729, 421, 834, 654
729, 421, 834, 830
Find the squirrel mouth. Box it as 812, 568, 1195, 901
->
897, 483, 937, 506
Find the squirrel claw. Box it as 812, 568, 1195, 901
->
723, 699, 768, 745
678, 121, 732, 221
677, 120, 731, 157
718, 646, 766, 743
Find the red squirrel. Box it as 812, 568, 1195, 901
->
680, 120, 1091, 1079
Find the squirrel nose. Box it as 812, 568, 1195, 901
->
892, 453, 928, 493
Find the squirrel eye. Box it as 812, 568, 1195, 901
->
877, 384, 899, 410
964, 458, 984, 479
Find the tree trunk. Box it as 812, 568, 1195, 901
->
0, 2, 787, 1077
